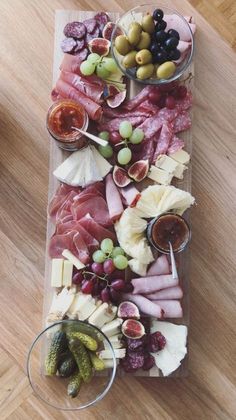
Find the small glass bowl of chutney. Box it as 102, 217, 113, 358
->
147, 212, 191, 254
46, 99, 89, 151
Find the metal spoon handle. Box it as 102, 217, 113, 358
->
72, 127, 108, 147
169, 241, 178, 280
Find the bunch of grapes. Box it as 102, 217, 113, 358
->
148, 83, 188, 109
80, 53, 118, 78
72, 238, 133, 303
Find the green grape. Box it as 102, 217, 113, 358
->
112, 247, 125, 258
87, 53, 101, 64
103, 57, 118, 73
80, 60, 96, 76
129, 128, 144, 144
98, 144, 113, 159
98, 131, 110, 141
117, 147, 132, 165
92, 250, 106, 263
96, 63, 110, 79
119, 121, 133, 139
101, 238, 114, 254
113, 255, 128, 270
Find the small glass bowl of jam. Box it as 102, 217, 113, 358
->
46, 99, 89, 151
147, 212, 191, 254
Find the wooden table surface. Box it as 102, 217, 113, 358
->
0, 0, 236, 419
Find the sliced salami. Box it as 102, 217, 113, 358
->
153, 122, 173, 162
98, 116, 145, 132
74, 38, 85, 52
85, 27, 100, 44
63, 21, 86, 39
173, 111, 191, 133
74, 47, 89, 61
94, 12, 110, 30
123, 85, 153, 111
168, 135, 184, 154
102, 105, 150, 119
138, 107, 179, 139
83, 18, 98, 34
136, 99, 160, 115
175, 91, 193, 112
61, 37, 77, 54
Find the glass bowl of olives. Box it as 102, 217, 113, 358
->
111, 4, 194, 84
27, 320, 116, 410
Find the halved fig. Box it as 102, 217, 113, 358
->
113, 166, 131, 188
106, 90, 127, 108
88, 38, 110, 56
102, 22, 123, 41
122, 319, 145, 339
118, 301, 140, 319
128, 159, 149, 182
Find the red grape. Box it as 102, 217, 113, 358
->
81, 279, 94, 294
148, 89, 161, 104
101, 287, 110, 302
92, 281, 100, 297
109, 269, 125, 280
158, 95, 166, 108
72, 272, 84, 285
110, 132, 122, 145
109, 287, 121, 303
91, 262, 104, 276
165, 95, 176, 109
177, 85, 187, 99
111, 279, 125, 291
123, 282, 134, 292
103, 258, 115, 274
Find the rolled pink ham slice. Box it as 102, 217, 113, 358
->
146, 286, 183, 301
152, 300, 183, 318
119, 185, 141, 207
122, 293, 164, 318
132, 275, 178, 294
105, 174, 124, 222
147, 255, 170, 276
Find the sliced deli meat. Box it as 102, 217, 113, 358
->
56, 220, 99, 253
147, 286, 183, 301
147, 255, 170, 276
131, 274, 179, 294
71, 194, 111, 226
172, 111, 191, 133
78, 214, 116, 242
63, 21, 86, 39
105, 174, 124, 222
98, 116, 145, 132
152, 300, 183, 318
153, 122, 173, 162
119, 185, 141, 207
60, 71, 104, 103
167, 135, 184, 155
122, 293, 164, 318
123, 85, 153, 111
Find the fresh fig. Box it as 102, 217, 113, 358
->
122, 319, 145, 339
88, 38, 110, 56
128, 159, 149, 182
106, 84, 120, 98
118, 301, 140, 319
102, 22, 123, 41
113, 166, 131, 188
106, 90, 127, 108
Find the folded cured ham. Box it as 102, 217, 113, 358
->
122, 293, 164, 318
152, 300, 183, 318
105, 174, 124, 222
146, 286, 183, 301
132, 274, 179, 294
60, 71, 104, 104
147, 255, 170, 276
78, 214, 116, 242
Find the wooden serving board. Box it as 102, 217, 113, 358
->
43, 9, 194, 377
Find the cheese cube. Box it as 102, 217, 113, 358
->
89, 304, 117, 328
155, 154, 180, 173
62, 260, 73, 287
99, 348, 126, 359
173, 163, 187, 179
62, 249, 85, 270
101, 318, 123, 337
168, 149, 190, 165
50, 259, 64, 287
148, 166, 173, 185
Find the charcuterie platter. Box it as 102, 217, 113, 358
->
40, 5, 195, 403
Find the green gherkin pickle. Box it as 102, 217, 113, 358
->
67, 371, 82, 398
45, 331, 68, 376
69, 339, 93, 383
89, 352, 106, 371
67, 332, 98, 351
58, 354, 77, 377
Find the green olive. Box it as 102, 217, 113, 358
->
129, 22, 142, 33
141, 14, 155, 34
135, 49, 152, 65
136, 31, 151, 50
156, 61, 176, 79
123, 51, 137, 68
128, 27, 141, 46
136, 63, 154, 80
115, 35, 131, 56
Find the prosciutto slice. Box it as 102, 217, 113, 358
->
105, 174, 124, 222
49, 230, 77, 259
71, 195, 111, 226
56, 221, 99, 253
73, 232, 90, 264
147, 255, 170, 276
123, 86, 153, 111
132, 275, 179, 294
122, 293, 164, 318
152, 300, 183, 318
56, 79, 102, 121
60, 53, 83, 74
153, 122, 173, 162
146, 286, 183, 301
79, 214, 116, 242
60, 71, 104, 104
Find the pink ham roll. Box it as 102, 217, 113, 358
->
131, 275, 178, 295
152, 300, 183, 318
119, 185, 141, 207
146, 286, 183, 301
147, 255, 170, 276
122, 293, 164, 318
105, 174, 124, 222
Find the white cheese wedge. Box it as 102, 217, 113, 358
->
104, 334, 123, 349
70, 153, 87, 187
168, 149, 190, 165
128, 258, 147, 276
47, 287, 76, 322
51, 258, 64, 288
103, 359, 119, 368
69, 293, 98, 321
101, 318, 123, 337
85, 146, 102, 186
173, 163, 187, 179
91, 146, 112, 178
148, 166, 174, 185
151, 320, 188, 376
155, 154, 180, 173
62, 249, 85, 270
62, 260, 73, 287
53, 150, 83, 184
89, 303, 117, 328
99, 348, 126, 359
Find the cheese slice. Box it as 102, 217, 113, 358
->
101, 318, 123, 337
173, 163, 187, 179
99, 348, 126, 359
104, 334, 123, 349
47, 287, 76, 322
128, 258, 147, 276
91, 146, 112, 178
62, 249, 85, 270
155, 154, 180, 173
89, 303, 117, 328
53, 149, 84, 183
168, 149, 190, 165
85, 147, 103, 186
51, 258, 64, 287
62, 260, 73, 287
148, 166, 173, 185
70, 150, 87, 187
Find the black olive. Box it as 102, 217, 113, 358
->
165, 37, 179, 51
153, 8, 164, 22
155, 29, 168, 43
155, 20, 167, 31
168, 48, 181, 60
150, 43, 159, 55
167, 29, 180, 40
153, 50, 168, 64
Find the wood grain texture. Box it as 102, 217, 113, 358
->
0, 0, 236, 418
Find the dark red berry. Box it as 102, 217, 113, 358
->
148, 89, 161, 104
165, 95, 176, 109
72, 272, 84, 285
81, 279, 93, 294
100, 286, 110, 302
110, 131, 122, 145
111, 279, 125, 291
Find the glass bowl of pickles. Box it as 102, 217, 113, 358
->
27, 320, 116, 410
111, 4, 194, 84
